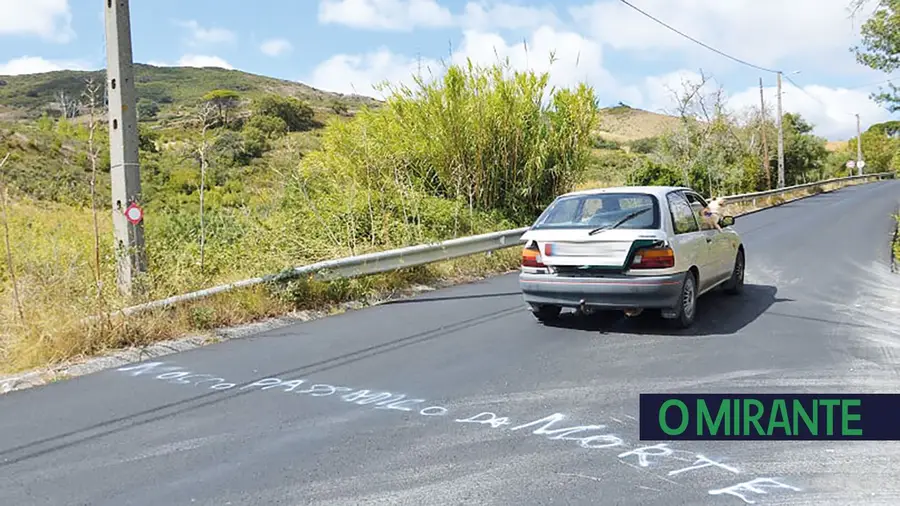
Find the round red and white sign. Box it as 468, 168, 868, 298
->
125, 203, 143, 225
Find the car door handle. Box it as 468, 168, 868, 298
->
706, 237, 713, 243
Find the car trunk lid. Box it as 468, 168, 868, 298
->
520, 228, 667, 271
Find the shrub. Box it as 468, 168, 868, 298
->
252, 95, 315, 132
246, 114, 288, 138
301, 59, 600, 225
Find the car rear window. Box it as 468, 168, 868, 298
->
532, 192, 661, 230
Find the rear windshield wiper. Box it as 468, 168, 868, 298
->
588, 207, 651, 235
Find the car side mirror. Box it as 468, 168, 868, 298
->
719, 215, 735, 227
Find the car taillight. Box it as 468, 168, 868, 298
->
522, 242, 546, 268
631, 246, 675, 269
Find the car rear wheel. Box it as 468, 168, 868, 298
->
531, 304, 562, 322
668, 271, 697, 329
723, 249, 745, 295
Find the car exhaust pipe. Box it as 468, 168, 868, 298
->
624, 308, 643, 317
578, 299, 587, 315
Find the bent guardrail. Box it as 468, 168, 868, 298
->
103, 227, 530, 320
98, 172, 895, 321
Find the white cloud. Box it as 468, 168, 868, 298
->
571, 0, 873, 71
148, 55, 234, 70
308, 48, 439, 97
318, 0, 454, 31
308, 25, 616, 98
0, 0, 74, 42
307, 1, 896, 140
640, 69, 892, 140
451, 26, 615, 93
260, 38, 293, 57
175, 20, 236, 46
318, 0, 560, 31
732, 83, 892, 141
640, 69, 709, 113
0, 55, 89, 75
460, 1, 561, 30
176, 55, 234, 69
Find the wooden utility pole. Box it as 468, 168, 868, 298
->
776, 71, 785, 188
759, 78, 770, 189
105, 0, 147, 296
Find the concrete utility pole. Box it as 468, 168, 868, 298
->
105, 0, 147, 296
776, 71, 785, 189
759, 77, 770, 189
856, 113, 863, 175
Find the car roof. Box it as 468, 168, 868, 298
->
556, 185, 693, 199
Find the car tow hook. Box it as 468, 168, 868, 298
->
577, 299, 587, 315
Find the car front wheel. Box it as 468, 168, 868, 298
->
723, 248, 745, 295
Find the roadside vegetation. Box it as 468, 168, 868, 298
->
893, 213, 900, 271
3, 4, 900, 372
0, 60, 598, 372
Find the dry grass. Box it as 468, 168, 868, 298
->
596, 106, 681, 142
825, 140, 849, 152
0, 198, 521, 373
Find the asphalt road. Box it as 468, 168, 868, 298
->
1, 181, 899, 506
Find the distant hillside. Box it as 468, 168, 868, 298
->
0, 64, 380, 122
594, 104, 682, 143
826, 140, 849, 152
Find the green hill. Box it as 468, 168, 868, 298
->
0, 64, 380, 122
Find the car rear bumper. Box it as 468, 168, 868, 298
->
519, 270, 686, 309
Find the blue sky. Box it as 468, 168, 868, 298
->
1, 0, 897, 140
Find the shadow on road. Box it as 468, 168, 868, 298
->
541, 284, 792, 337
377, 292, 521, 305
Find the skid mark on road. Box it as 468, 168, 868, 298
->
96, 361, 806, 504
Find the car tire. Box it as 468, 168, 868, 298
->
668, 271, 697, 329
532, 304, 562, 322
723, 248, 745, 295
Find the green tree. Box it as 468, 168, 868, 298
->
137, 98, 160, 121
629, 136, 660, 154
782, 113, 829, 184
626, 158, 682, 187
246, 114, 288, 138
252, 95, 315, 132
852, 0, 900, 110
849, 120, 900, 171
138, 124, 160, 153
202, 89, 241, 127
331, 101, 349, 116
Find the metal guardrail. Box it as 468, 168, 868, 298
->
715, 172, 895, 206
100, 171, 895, 321
108, 227, 530, 319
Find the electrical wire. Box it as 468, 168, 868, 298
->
843, 77, 899, 90
615, 0, 782, 74
616, 0, 890, 129
782, 74, 832, 109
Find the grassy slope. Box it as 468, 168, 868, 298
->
595, 104, 682, 143
0, 65, 677, 139
826, 140, 850, 152
0, 64, 380, 120
0, 65, 681, 207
